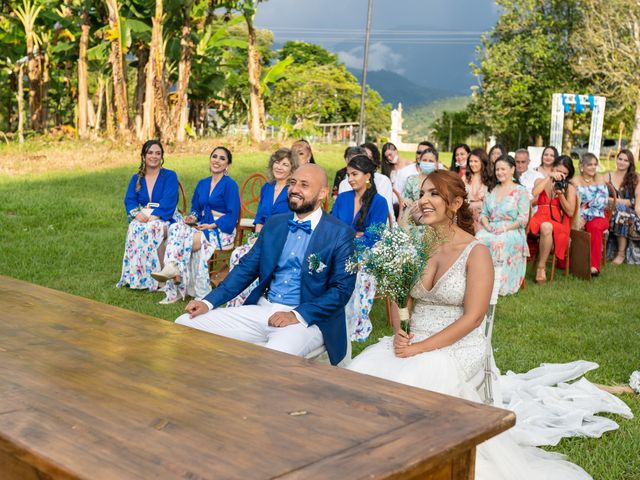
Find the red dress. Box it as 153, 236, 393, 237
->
528, 190, 571, 261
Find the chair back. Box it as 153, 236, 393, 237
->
474, 262, 501, 404
240, 173, 268, 218
178, 181, 187, 215
605, 182, 617, 222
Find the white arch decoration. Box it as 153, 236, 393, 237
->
550, 93, 606, 158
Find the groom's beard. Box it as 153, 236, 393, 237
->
289, 194, 319, 215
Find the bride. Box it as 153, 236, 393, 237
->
348, 170, 631, 479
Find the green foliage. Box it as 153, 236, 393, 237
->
277, 40, 337, 65
403, 96, 471, 143
268, 62, 390, 139
470, 0, 585, 147
431, 109, 480, 149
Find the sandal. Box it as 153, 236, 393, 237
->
535, 266, 546, 284
612, 254, 625, 266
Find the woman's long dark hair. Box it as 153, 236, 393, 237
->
381, 142, 397, 178
618, 149, 638, 195
450, 143, 470, 173
347, 154, 378, 232
136, 140, 164, 192
488, 144, 507, 163
465, 148, 495, 190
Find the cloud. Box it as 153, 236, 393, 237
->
337, 42, 404, 73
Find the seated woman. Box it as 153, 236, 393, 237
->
381, 142, 413, 185
117, 140, 179, 291
574, 152, 609, 275
529, 155, 577, 283
464, 148, 493, 232
449, 143, 471, 177
332, 146, 367, 198
348, 170, 623, 479
607, 149, 640, 264
403, 147, 442, 204
291, 139, 315, 165
332, 154, 389, 341
153, 146, 240, 303
488, 143, 507, 166
476, 155, 530, 295
535, 145, 558, 178
227, 148, 297, 308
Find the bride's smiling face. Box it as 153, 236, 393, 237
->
416, 179, 448, 225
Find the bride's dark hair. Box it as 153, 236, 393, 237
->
421, 170, 474, 235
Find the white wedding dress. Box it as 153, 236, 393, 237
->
348, 241, 632, 480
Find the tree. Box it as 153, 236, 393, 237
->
277, 41, 337, 65
77, 2, 90, 138
269, 61, 390, 140
12, 0, 43, 131
104, 0, 130, 136
573, 0, 640, 158
470, 0, 584, 148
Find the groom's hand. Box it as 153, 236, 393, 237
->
185, 300, 209, 318
268, 311, 299, 328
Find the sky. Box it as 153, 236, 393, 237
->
255, 0, 501, 95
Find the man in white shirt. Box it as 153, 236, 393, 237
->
515, 148, 543, 200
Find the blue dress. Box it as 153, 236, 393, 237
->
124, 168, 179, 222
331, 190, 389, 248
331, 190, 388, 342
118, 168, 180, 291
190, 175, 241, 241
254, 182, 292, 226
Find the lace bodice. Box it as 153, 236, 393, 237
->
408, 240, 486, 380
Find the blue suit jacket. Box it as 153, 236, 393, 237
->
203, 212, 356, 365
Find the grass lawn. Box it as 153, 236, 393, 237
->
0, 141, 638, 479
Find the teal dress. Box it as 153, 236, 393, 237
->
476, 184, 530, 295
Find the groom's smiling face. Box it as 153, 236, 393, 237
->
288, 164, 328, 215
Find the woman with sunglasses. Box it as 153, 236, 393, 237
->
153, 146, 240, 304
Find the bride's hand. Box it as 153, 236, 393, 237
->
394, 341, 421, 358
393, 330, 413, 348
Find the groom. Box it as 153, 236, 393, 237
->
176, 164, 356, 365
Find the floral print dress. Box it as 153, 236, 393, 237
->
476, 184, 530, 295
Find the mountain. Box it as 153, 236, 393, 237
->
403, 96, 471, 142
348, 69, 458, 107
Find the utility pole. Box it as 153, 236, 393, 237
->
357, 0, 373, 145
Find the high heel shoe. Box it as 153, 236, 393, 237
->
535, 267, 547, 284
151, 263, 180, 283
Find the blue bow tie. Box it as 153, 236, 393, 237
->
287, 219, 312, 234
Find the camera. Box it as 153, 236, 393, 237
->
553, 179, 569, 191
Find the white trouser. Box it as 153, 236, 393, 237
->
175, 297, 324, 358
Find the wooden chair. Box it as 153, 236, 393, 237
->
237, 173, 268, 245
207, 216, 242, 286
178, 181, 187, 215
527, 193, 579, 282
602, 182, 617, 267
471, 262, 502, 404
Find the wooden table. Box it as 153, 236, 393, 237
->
0, 276, 514, 480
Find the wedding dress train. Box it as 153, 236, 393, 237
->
348, 241, 632, 479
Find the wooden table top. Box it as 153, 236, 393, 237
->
0, 276, 514, 480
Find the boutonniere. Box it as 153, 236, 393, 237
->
307, 253, 327, 274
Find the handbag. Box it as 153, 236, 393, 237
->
569, 229, 592, 280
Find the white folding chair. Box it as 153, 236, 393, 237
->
305, 312, 352, 368
472, 263, 501, 404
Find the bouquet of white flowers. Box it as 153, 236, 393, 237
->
347, 224, 441, 333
